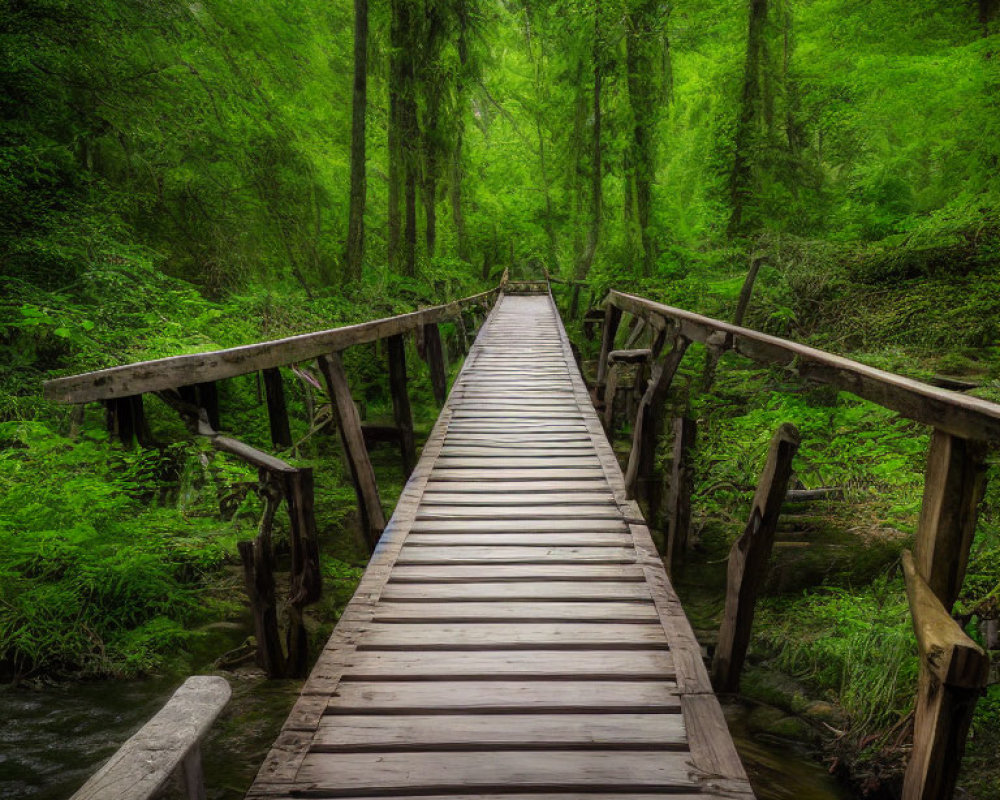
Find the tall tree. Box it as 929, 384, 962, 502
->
727, 0, 769, 239
345, 0, 368, 282
624, 0, 663, 276
575, 0, 604, 283
450, 0, 472, 263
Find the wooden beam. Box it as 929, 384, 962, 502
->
624, 336, 691, 500
44, 289, 499, 404
262, 368, 293, 449
665, 417, 697, 570
712, 423, 800, 693
422, 322, 448, 407
387, 334, 417, 477
318, 352, 385, 550
913, 430, 988, 611
901, 550, 989, 800
70, 676, 230, 800
608, 291, 1000, 442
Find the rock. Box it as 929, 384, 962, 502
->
747, 704, 815, 741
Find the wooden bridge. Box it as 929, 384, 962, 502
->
245, 291, 750, 799
47, 277, 998, 800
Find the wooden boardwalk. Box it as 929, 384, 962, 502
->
247, 293, 754, 800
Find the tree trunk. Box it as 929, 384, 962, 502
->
387, 0, 404, 271
625, 0, 659, 277
345, 0, 368, 282
727, 0, 768, 240
575, 1, 603, 282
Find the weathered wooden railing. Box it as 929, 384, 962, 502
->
562, 287, 997, 800
43, 286, 502, 677
70, 676, 230, 800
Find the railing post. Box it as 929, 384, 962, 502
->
901, 550, 989, 800
665, 416, 697, 570
595, 303, 622, 395
262, 367, 293, 449
177, 741, 206, 800
423, 322, 448, 407
387, 334, 416, 477
913, 429, 988, 611
712, 423, 799, 693
194, 381, 220, 430
318, 352, 386, 550
624, 336, 690, 500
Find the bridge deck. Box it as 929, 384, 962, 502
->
247, 294, 754, 800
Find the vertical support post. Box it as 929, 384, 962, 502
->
595, 304, 622, 391
423, 322, 448, 407
901, 550, 989, 800
712, 423, 800, 693
195, 382, 220, 431
178, 742, 206, 800
284, 467, 321, 677
665, 417, 697, 570
318, 352, 386, 550
624, 336, 690, 500
237, 475, 285, 678
913, 429, 988, 611
262, 368, 293, 449
601, 363, 620, 433
106, 396, 138, 448
388, 334, 417, 477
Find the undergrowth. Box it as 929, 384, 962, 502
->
0, 258, 482, 679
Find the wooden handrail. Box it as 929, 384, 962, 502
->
607, 290, 1000, 442
70, 676, 230, 800
44, 288, 499, 404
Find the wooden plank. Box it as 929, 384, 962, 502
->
429, 469, 605, 481
415, 506, 621, 520
409, 518, 626, 532
712, 424, 800, 693
44, 289, 499, 404
421, 492, 615, 506
341, 649, 675, 679
370, 601, 658, 621
295, 751, 698, 794
405, 533, 632, 547
395, 546, 637, 565
70, 676, 231, 800
433, 457, 603, 468
422, 480, 613, 493
324, 680, 680, 712
609, 290, 1000, 442
388, 564, 646, 582
311, 713, 687, 750
379, 581, 653, 602
357, 622, 668, 649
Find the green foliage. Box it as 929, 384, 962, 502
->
0, 421, 235, 678
756, 577, 919, 735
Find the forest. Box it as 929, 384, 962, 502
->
2, 0, 1000, 798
